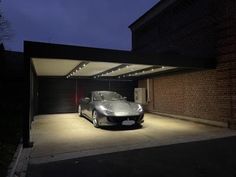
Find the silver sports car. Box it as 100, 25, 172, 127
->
78, 91, 144, 128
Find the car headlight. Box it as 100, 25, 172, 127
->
137, 104, 143, 112
100, 105, 108, 111
99, 105, 113, 115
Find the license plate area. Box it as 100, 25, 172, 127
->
122, 120, 135, 126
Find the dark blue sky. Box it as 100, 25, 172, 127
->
2, 0, 159, 52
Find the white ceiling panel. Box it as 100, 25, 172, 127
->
32, 58, 81, 76
73, 62, 120, 76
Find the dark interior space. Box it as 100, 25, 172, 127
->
37, 77, 138, 114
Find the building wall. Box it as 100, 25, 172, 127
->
134, 0, 236, 127
0, 51, 25, 140
139, 69, 224, 122
131, 0, 218, 58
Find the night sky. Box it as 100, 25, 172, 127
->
1, 0, 159, 52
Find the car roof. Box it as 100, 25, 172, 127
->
92, 91, 121, 96
92, 91, 117, 94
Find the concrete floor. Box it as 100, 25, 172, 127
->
30, 113, 236, 164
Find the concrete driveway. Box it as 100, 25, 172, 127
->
30, 113, 236, 164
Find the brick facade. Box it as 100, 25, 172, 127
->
133, 0, 236, 128
139, 70, 223, 122
216, 0, 236, 128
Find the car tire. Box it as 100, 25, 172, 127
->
78, 105, 83, 117
92, 110, 99, 128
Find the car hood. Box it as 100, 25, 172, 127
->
95, 100, 141, 116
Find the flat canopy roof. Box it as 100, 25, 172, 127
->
32, 57, 177, 79
24, 41, 215, 69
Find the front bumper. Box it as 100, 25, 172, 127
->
98, 113, 144, 126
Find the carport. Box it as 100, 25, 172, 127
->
23, 41, 225, 162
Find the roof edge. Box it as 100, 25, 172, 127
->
129, 0, 177, 30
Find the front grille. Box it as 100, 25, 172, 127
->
107, 116, 141, 123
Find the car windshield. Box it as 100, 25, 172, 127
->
93, 91, 124, 101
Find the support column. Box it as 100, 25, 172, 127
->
23, 51, 33, 147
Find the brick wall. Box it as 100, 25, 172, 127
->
216, 0, 236, 128
139, 70, 224, 122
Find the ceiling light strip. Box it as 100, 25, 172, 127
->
66, 61, 90, 78
117, 66, 161, 78
92, 64, 128, 79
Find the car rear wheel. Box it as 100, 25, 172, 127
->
92, 110, 99, 128
78, 105, 82, 117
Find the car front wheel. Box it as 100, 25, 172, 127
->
92, 110, 99, 128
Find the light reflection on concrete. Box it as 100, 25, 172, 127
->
30, 113, 236, 164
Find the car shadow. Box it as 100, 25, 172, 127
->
100, 124, 143, 131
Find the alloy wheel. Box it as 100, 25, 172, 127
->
92, 110, 99, 128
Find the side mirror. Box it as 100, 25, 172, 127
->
84, 97, 90, 103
